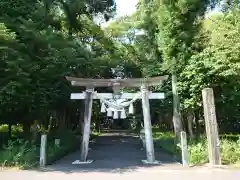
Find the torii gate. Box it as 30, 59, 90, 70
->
66, 75, 168, 164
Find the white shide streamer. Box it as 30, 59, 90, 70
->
94, 91, 141, 109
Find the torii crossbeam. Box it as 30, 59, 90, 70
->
66, 76, 168, 87
66, 75, 168, 164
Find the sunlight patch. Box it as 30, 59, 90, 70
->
141, 160, 162, 165
72, 160, 93, 164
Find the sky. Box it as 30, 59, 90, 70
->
101, 0, 138, 27
101, 0, 220, 26
114, 0, 138, 17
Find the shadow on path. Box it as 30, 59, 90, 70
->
38, 132, 180, 174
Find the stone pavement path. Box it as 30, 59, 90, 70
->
47, 132, 180, 173
1, 132, 240, 180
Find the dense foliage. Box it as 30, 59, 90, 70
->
0, 0, 120, 131
153, 130, 240, 165
0, 130, 79, 168
105, 0, 240, 136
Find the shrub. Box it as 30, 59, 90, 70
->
152, 131, 240, 166
188, 136, 240, 165
220, 137, 240, 164
46, 130, 80, 164
0, 130, 80, 168
152, 131, 179, 155
188, 138, 208, 165
0, 139, 38, 168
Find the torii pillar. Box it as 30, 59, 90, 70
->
80, 87, 94, 162
141, 84, 155, 163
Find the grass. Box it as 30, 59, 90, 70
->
152, 129, 240, 166
188, 136, 240, 165
0, 139, 38, 169
46, 131, 80, 165
0, 126, 100, 169
0, 129, 81, 169
152, 128, 178, 155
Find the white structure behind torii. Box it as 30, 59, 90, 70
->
66, 75, 168, 164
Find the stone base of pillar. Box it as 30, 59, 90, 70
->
72, 160, 93, 164
141, 160, 161, 165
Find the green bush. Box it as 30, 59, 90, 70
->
188, 138, 208, 165
188, 136, 240, 165
0, 130, 80, 168
152, 131, 179, 155
152, 131, 175, 140
152, 131, 240, 166
220, 138, 240, 164
0, 139, 38, 168
46, 130, 80, 164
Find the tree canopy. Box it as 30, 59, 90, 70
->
0, 0, 119, 127
105, 0, 240, 134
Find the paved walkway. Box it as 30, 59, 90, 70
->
1, 132, 240, 180
47, 132, 180, 173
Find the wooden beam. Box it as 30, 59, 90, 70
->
202, 88, 221, 165
141, 85, 155, 163
70, 92, 165, 100
80, 88, 94, 162
66, 76, 169, 88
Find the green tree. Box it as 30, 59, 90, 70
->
136, 0, 221, 140
0, 0, 118, 135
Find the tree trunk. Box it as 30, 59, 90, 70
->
96, 114, 101, 133
23, 121, 31, 139
172, 74, 183, 143
194, 110, 200, 138
187, 110, 194, 139
66, 113, 71, 129
31, 121, 39, 144
58, 109, 66, 131
47, 114, 53, 132
158, 113, 163, 128
8, 123, 12, 138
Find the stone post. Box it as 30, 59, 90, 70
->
202, 88, 221, 165
40, 134, 47, 167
